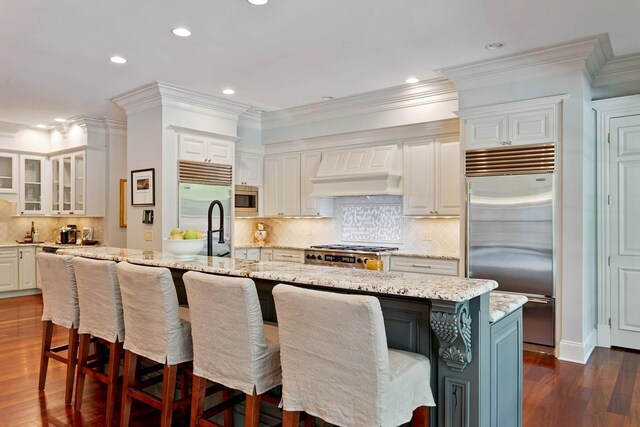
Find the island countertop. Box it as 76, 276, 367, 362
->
56, 246, 497, 302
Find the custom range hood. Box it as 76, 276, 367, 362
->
310, 144, 402, 197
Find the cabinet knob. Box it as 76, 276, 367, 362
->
429, 210, 434, 214
506, 140, 512, 145
434, 210, 439, 214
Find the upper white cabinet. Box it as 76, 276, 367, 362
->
50, 149, 105, 216
236, 152, 263, 186
179, 133, 233, 165
264, 152, 333, 217
461, 97, 562, 150
19, 155, 46, 215
0, 153, 18, 193
403, 139, 461, 216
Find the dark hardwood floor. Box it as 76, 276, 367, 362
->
1, 295, 639, 426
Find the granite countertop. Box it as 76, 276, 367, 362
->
391, 250, 460, 260
489, 292, 528, 323
0, 242, 100, 248
57, 246, 497, 303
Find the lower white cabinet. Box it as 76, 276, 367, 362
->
234, 248, 264, 261
389, 256, 459, 276
36, 247, 42, 288
0, 248, 19, 292
18, 247, 37, 289
260, 249, 273, 261
272, 248, 304, 263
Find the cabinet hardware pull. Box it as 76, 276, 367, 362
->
434, 210, 438, 214
506, 140, 512, 145
19, 251, 22, 259
411, 264, 431, 268
281, 255, 294, 258
527, 298, 549, 304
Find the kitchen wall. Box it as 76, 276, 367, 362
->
235, 196, 460, 254
0, 199, 104, 243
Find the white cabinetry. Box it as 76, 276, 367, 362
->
50, 149, 105, 216
0, 248, 19, 292
264, 154, 301, 216
272, 248, 304, 263
461, 98, 562, 150
403, 139, 460, 216
236, 152, 263, 186
264, 152, 333, 217
389, 256, 459, 276
0, 153, 18, 193
234, 248, 261, 260
18, 247, 36, 289
179, 134, 233, 165
19, 155, 46, 215
260, 249, 273, 261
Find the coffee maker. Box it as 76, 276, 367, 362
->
60, 225, 77, 244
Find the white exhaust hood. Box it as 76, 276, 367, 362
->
310, 144, 403, 197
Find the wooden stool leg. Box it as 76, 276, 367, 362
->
105, 340, 123, 426
161, 364, 178, 427
222, 388, 233, 427
64, 328, 79, 405
73, 333, 91, 410
245, 390, 261, 427
412, 406, 430, 427
38, 321, 54, 391
303, 414, 315, 427
282, 410, 300, 427
190, 375, 206, 427
120, 350, 138, 427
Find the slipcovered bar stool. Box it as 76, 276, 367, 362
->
273, 284, 436, 427
36, 253, 80, 405
72, 257, 125, 425
116, 261, 193, 427
183, 272, 282, 427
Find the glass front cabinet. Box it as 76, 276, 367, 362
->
19, 155, 46, 215
50, 151, 86, 215
0, 153, 18, 193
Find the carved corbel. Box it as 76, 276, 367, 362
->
430, 301, 472, 371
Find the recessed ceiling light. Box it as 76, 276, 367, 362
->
405, 77, 420, 84
485, 42, 505, 50
36, 124, 47, 129
222, 88, 235, 95
109, 56, 127, 64
54, 118, 66, 123
172, 27, 191, 37
247, 0, 269, 5
321, 96, 334, 101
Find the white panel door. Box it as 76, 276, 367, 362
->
178, 134, 208, 162
263, 156, 282, 216
508, 108, 554, 145
435, 140, 461, 215
464, 115, 508, 149
207, 139, 233, 165
0, 251, 18, 292
368, 146, 395, 171
300, 152, 322, 216
403, 140, 435, 215
19, 247, 36, 290
237, 153, 263, 186
281, 155, 301, 216
610, 115, 640, 350
343, 148, 368, 173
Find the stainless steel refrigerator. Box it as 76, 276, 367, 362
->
467, 173, 555, 346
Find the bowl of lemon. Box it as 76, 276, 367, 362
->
164, 228, 205, 260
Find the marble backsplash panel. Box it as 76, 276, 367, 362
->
235, 196, 460, 254
0, 199, 104, 243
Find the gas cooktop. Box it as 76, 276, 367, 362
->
305, 244, 398, 268
310, 244, 399, 253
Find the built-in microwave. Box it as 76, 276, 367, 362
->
235, 185, 259, 217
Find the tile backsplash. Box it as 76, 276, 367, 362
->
0, 199, 104, 243
235, 196, 460, 254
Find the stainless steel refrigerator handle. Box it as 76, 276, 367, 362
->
527, 298, 549, 304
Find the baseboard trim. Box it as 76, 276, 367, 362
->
558, 328, 597, 364
597, 323, 611, 348
0, 289, 42, 300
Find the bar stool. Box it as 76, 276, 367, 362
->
72, 257, 125, 425
183, 272, 282, 427
116, 261, 193, 427
36, 253, 80, 406
272, 284, 436, 427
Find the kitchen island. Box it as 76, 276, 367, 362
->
57, 247, 522, 427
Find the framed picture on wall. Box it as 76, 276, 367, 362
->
131, 168, 155, 206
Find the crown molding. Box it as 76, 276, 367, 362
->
111, 81, 251, 121
101, 119, 128, 137
238, 110, 262, 131
261, 77, 457, 131
167, 125, 241, 142
456, 94, 570, 117
439, 34, 611, 91
264, 118, 459, 156
593, 53, 640, 87
0, 121, 29, 137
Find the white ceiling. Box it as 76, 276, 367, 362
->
1, 0, 639, 127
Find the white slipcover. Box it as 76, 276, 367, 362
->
73, 257, 125, 343
37, 253, 79, 329
115, 262, 193, 365
272, 284, 435, 427
183, 271, 281, 395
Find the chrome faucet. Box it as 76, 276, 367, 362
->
207, 200, 225, 256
